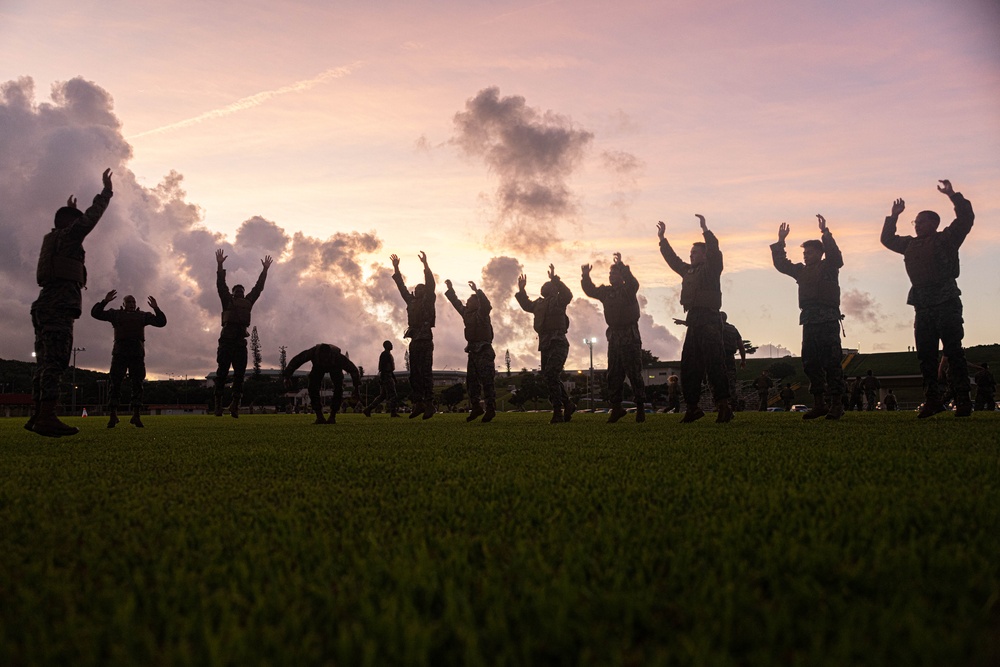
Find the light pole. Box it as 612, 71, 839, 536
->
584, 337, 597, 410
71, 347, 85, 414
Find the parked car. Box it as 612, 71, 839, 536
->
789, 404, 809, 412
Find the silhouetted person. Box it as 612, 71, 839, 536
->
445, 279, 497, 422
861, 370, 881, 411
974, 362, 995, 411
666, 373, 681, 413
881, 180, 974, 418
214, 249, 272, 418
780, 383, 795, 411
91, 291, 166, 428
771, 214, 846, 420
515, 265, 574, 423
720, 312, 746, 409
883, 388, 898, 411
752, 370, 774, 411
283, 344, 360, 424
391, 251, 437, 419
658, 215, 732, 423
581, 253, 646, 423
27, 168, 113, 438
849, 376, 864, 411
363, 341, 399, 417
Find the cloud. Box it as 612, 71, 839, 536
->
841, 288, 887, 334
452, 87, 593, 255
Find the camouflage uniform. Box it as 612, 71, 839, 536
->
365, 348, 398, 414
780, 385, 795, 411
659, 230, 730, 410
215, 265, 268, 406
31, 187, 113, 404
445, 286, 496, 408
771, 228, 845, 407
581, 264, 645, 409
881, 191, 974, 409
721, 321, 743, 403
284, 344, 360, 422
974, 366, 996, 411
848, 378, 864, 411
393, 263, 436, 406
860, 373, 881, 411
516, 277, 573, 411
883, 392, 898, 411
753, 374, 773, 411
91, 299, 167, 411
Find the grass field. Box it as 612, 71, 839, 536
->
2, 411, 999, 666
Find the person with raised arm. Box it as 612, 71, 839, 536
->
445, 278, 497, 422
391, 251, 437, 419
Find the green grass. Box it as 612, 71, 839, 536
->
2, 411, 999, 666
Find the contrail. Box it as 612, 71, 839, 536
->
128, 63, 360, 139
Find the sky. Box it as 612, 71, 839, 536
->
1, 0, 998, 379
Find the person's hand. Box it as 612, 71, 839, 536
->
147, 296, 158, 310
517, 273, 527, 291
468, 280, 477, 292
816, 214, 827, 233
890, 198, 905, 217
390, 253, 400, 268
444, 279, 453, 291
740, 360, 747, 369
672, 318, 688, 326
418, 251, 427, 265
66, 195, 77, 208
102, 168, 113, 190
104, 289, 117, 303
777, 223, 790, 243
937, 179, 954, 196
581, 263, 592, 275
261, 255, 273, 271
216, 249, 227, 267
656, 221, 666, 240
547, 264, 556, 280
612, 252, 622, 265
696, 214, 707, 232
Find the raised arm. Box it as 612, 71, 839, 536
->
246, 255, 272, 304
419, 251, 435, 293
657, 221, 689, 276
770, 223, 799, 278
700, 216, 723, 273
444, 279, 465, 315
580, 263, 601, 299
66, 168, 113, 242
284, 347, 314, 377
514, 273, 535, 312
472, 281, 492, 315
216, 250, 231, 303
390, 254, 412, 303
880, 198, 909, 254
90, 289, 118, 321
939, 180, 975, 247
818, 215, 844, 269
146, 296, 167, 328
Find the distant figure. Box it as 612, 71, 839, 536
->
861, 370, 881, 411
391, 251, 436, 419
283, 344, 360, 424
974, 362, 996, 411
720, 312, 747, 410
445, 278, 497, 422
581, 253, 646, 423
780, 383, 795, 412
214, 249, 272, 418
753, 370, 773, 411
657, 215, 732, 423
515, 265, 575, 423
881, 180, 975, 418
882, 388, 898, 411
28, 168, 113, 438
770, 214, 846, 420
849, 376, 864, 411
666, 373, 681, 414
363, 341, 399, 417
91, 291, 167, 428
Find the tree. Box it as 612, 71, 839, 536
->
279, 346, 287, 374
742, 339, 759, 355
505, 349, 511, 377
640, 348, 659, 366
250, 327, 262, 380
767, 360, 796, 381
440, 383, 465, 410
404, 350, 410, 372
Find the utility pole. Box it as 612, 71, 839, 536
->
584, 337, 597, 410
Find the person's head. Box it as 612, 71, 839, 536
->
54, 205, 81, 229
317, 343, 335, 365
866, 369, 873, 376
887, 388, 894, 394
720, 311, 728, 323
122, 295, 137, 312
540, 280, 558, 299
913, 210, 941, 238
982, 362, 989, 370
383, 340, 393, 351
609, 263, 624, 287
232, 284, 245, 299
801, 239, 824, 266
413, 284, 426, 299
465, 292, 481, 312
689, 242, 707, 265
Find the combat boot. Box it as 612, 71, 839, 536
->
635, 402, 646, 423
229, 394, 241, 419
715, 399, 733, 423
24, 400, 40, 432
803, 396, 829, 420
680, 406, 705, 423
466, 401, 485, 422
107, 407, 119, 428
32, 400, 78, 438
214, 396, 224, 417
550, 406, 564, 424
422, 401, 436, 420
362, 404, 372, 417
129, 406, 144, 428
825, 399, 844, 420
917, 399, 947, 419
607, 404, 627, 423
313, 409, 326, 424
390, 405, 400, 417
954, 393, 973, 417
409, 401, 424, 419
482, 400, 496, 423
563, 400, 576, 422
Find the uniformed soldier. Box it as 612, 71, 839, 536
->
581, 253, 646, 423
515, 265, 575, 423
282, 344, 360, 424
666, 374, 681, 414
974, 362, 996, 411
91, 291, 167, 428
657, 215, 733, 423
882, 388, 898, 411
720, 312, 747, 409
780, 383, 796, 411
849, 376, 864, 411
391, 251, 437, 419
214, 249, 272, 418
27, 168, 113, 438
445, 279, 497, 423
860, 370, 881, 411
771, 214, 846, 419
881, 180, 975, 418
752, 371, 774, 411
363, 341, 399, 417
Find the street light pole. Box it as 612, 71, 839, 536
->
71, 347, 85, 414
584, 337, 597, 410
